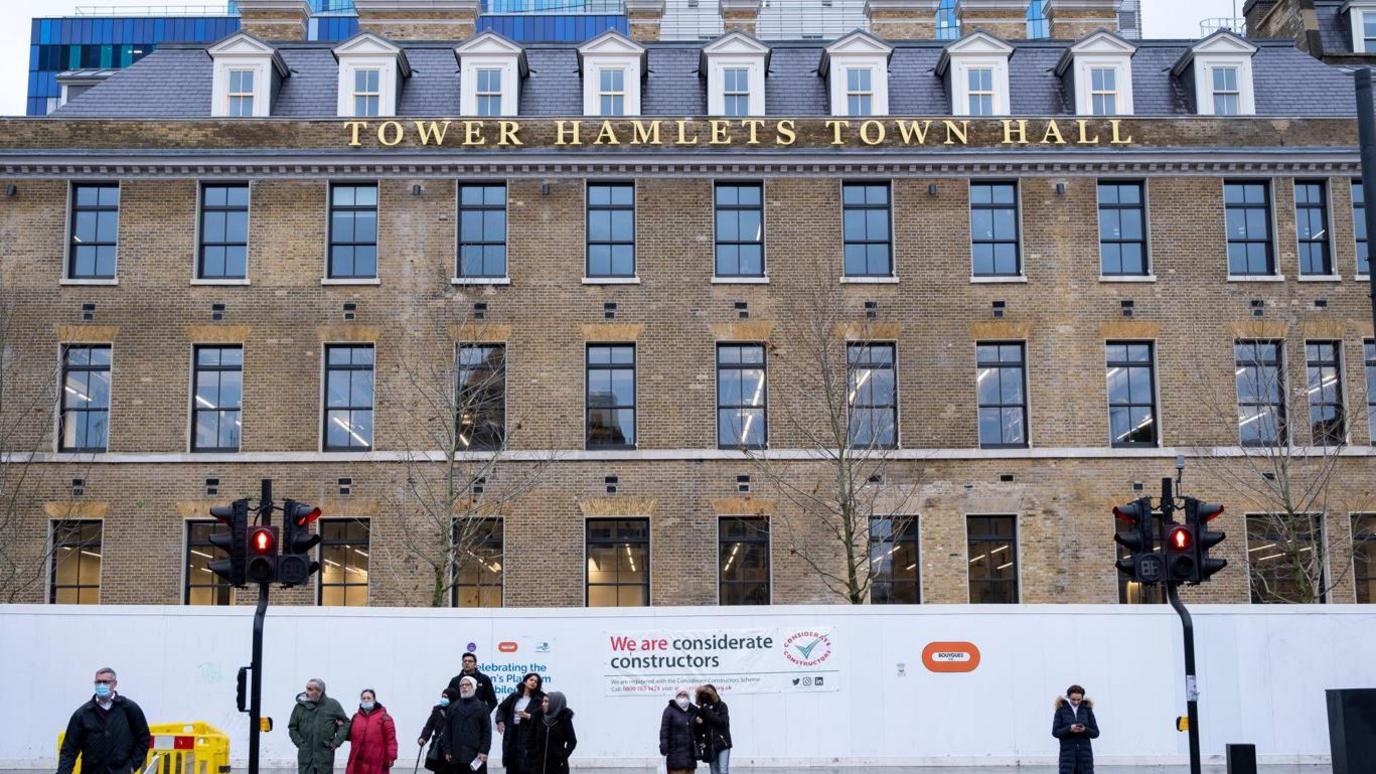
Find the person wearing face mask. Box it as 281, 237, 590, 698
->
495, 673, 544, 774
289, 678, 351, 774
659, 689, 698, 774
442, 676, 492, 773
528, 692, 576, 774
346, 689, 398, 774
1052, 684, 1100, 774
419, 688, 458, 772
57, 668, 151, 774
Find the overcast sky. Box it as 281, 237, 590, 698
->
0, 0, 1246, 116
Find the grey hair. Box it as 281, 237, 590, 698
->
96, 667, 117, 680
307, 678, 326, 693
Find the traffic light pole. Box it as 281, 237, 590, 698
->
1167, 582, 1201, 774
248, 478, 272, 774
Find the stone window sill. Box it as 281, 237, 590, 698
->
452, 277, 511, 286
60, 278, 118, 286
1099, 275, 1157, 283
970, 275, 1028, 284
840, 276, 899, 284
711, 276, 770, 285
1296, 274, 1342, 283
192, 278, 250, 286
321, 278, 382, 286
1226, 275, 1285, 282
582, 277, 641, 285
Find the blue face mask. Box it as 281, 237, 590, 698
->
94, 683, 112, 699
360, 701, 375, 712
437, 698, 450, 707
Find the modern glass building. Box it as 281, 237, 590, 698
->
26, 0, 627, 116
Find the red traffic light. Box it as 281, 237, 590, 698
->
286, 499, 322, 527
1168, 526, 1192, 551
294, 507, 321, 526
1196, 503, 1225, 522
249, 527, 275, 555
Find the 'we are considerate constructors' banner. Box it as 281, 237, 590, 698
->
602, 627, 839, 696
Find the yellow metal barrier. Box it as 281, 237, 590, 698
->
58, 721, 231, 774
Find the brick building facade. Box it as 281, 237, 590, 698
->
2, 0, 1375, 610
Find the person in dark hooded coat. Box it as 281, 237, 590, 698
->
442, 677, 491, 774
1051, 684, 1099, 774
418, 688, 457, 773
659, 689, 698, 774
528, 692, 576, 774
495, 673, 545, 774
693, 684, 732, 774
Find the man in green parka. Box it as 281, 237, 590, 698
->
288, 678, 350, 774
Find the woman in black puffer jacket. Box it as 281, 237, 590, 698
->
694, 685, 732, 774
659, 689, 698, 774
528, 692, 576, 774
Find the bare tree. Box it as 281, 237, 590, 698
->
742, 262, 922, 604
1187, 338, 1375, 603
374, 296, 555, 607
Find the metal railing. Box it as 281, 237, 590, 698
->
1200, 17, 1247, 37
482, 0, 624, 14
74, 4, 232, 15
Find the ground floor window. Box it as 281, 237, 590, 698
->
719, 516, 769, 605
454, 518, 503, 608
967, 515, 1018, 604
586, 518, 649, 607
319, 519, 370, 606
51, 520, 102, 604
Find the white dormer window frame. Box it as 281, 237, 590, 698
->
702, 31, 769, 118
353, 68, 382, 116
939, 31, 1013, 118
1345, 2, 1376, 54
208, 32, 284, 118
821, 31, 893, 118
1059, 30, 1136, 117
456, 31, 526, 118
1176, 31, 1257, 117
578, 30, 645, 118
334, 32, 409, 119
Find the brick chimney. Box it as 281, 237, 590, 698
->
719, 0, 763, 36
1043, 0, 1121, 39
352, 0, 481, 40
233, 0, 311, 41
865, 0, 941, 40
954, 0, 1027, 40
625, 0, 666, 41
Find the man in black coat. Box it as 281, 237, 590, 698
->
447, 653, 498, 712
57, 667, 152, 774
443, 677, 492, 773
1051, 684, 1100, 774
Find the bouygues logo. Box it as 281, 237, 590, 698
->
498, 641, 519, 653
922, 642, 981, 673
783, 630, 833, 667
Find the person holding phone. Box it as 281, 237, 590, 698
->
443, 677, 491, 774
1051, 684, 1099, 774
495, 673, 544, 774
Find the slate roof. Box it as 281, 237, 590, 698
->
50, 35, 1359, 119
1315, 0, 1354, 56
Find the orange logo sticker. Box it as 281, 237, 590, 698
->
922, 641, 981, 673
498, 641, 519, 653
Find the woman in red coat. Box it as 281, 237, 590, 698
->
347, 689, 398, 774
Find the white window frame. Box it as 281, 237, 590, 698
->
578, 30, 645, 118
352, 68, 382, 117
208, 32, 282, 119
334, 32, 409, 119
703, 31, 768, 117
227, 69, 256, 117
822, 30, 892, 118
940, 32, 1013, 118
597, 68, 628, 116
965, 67, 995, 116
456, 31, 525, 118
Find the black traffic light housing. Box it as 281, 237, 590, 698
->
1165, 523, 1197, 582
1113, 497, 1162, 583
1186, 498, 1228, 583
279, 499, 323, 587
208, 499, 250, 587
246, 525, 278, 584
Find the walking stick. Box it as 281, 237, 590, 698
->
413, 742, 422, 774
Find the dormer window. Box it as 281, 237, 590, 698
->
1346, 2, 1376, 54
937, 31, 1013, 117
208, 32, 286, 118
455, 31, 526, 118
702, 31, 769, 117
1056, 30, 1136, 117
353, 69, 381, 117
1172, 30, 1256, 117
599, 69, 627, 116
578, 30, 645, 118
333, 32, 410, 119
820, 31, 892, 118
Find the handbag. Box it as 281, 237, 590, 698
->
423, 741, 443, 772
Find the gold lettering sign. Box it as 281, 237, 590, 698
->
343, 118, 1136, 149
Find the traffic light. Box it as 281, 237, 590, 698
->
279, 499, 323, 587
1113, 497, 1162, 584
208, 499, 250, 587
1186, 498, 1228, 583
1165, 523, 1196, 582
246, 525, 278, 584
